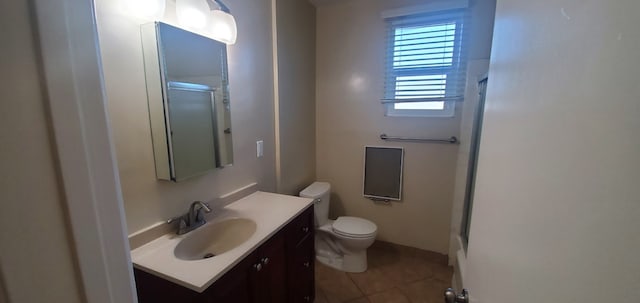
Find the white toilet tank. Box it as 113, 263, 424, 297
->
300, 182, 331, 226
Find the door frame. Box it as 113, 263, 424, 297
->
33, 0, 137, 302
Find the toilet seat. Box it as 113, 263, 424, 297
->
332, 216, 377, 238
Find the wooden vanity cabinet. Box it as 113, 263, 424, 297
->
134, 205, 314, 303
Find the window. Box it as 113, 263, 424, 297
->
383, 9, 467, 117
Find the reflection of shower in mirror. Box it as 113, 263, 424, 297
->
141, 22, 234, 182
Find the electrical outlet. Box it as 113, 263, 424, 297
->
256, 140, 263, 158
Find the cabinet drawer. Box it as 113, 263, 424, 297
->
291, 235, 314, 275
286, 206, 314, 247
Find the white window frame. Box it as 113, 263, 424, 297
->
383, 4, 468, 118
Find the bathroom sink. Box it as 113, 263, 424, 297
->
174, 218, 257, 261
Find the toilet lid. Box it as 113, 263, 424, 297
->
332, 216, 377, 238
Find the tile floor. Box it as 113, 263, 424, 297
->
315, 241, 453, 303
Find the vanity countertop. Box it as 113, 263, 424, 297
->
130, 191, 313, 292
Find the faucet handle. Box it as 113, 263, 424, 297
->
178, 219, 187, 231
167, 214, 190, 234
167, 214, 186, 224
196, 201, 212, 213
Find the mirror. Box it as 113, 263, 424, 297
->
141, 22, 233, 182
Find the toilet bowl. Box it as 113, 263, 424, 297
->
300, 182, 377, 273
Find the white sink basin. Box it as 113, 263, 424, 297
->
174, 218, 257, 261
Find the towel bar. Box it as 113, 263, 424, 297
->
380, 134, 458, 144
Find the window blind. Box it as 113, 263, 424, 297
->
383, 9, 468, 105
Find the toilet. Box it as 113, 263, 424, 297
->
300, 182, 377, 273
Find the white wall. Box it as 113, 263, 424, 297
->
95, 0, 278, 234
465, 0, 640, 301
0, 1, 84, 302
274, 0, 317, 195
315, 0, 496, 253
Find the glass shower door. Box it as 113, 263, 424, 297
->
461, 76, 488, 248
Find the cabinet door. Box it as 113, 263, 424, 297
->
286, 207, 314, 247
251, 232, 287, 303
134, 268, 199, 303
203, 251, 256, 303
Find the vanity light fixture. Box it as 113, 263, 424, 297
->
176, 0, 210, 30
176, 0, 237, 45
205, 0, 238, 45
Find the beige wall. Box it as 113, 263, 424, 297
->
315, 0, 496, 253
0, 1, 84, 302
274, 0, 317, 195
95, 0, 277, 234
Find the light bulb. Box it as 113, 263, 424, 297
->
208, 10, 237, 44
176, 0, 210, 30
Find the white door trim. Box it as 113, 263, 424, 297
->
33, 0, 137, 302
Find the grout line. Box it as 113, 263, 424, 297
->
345, 272, 367, 301
315, 286, 329, 303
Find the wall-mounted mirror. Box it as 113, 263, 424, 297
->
141, 22, 233, 182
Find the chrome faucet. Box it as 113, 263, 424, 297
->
167, 201, 212, 235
